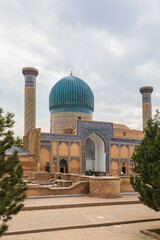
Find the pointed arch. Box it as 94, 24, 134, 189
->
111, 160, 119, 176
84, 131, 107, 153
39, 147, 51, 172
59, 142, 69, 156
70, 143, 80, 157
111, 145, 119, 158
60, 159, 68, 173
70, 159, 80, 174
120, 160, 128, 175
84, 132, 106, 172
120, 146, 129, 158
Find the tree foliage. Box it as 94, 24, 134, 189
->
0, 109, 27, 237
130, 110, 160, 211
14, 136, 23, 149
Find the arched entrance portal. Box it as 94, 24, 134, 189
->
85, 132, 106, 172
60, 159, 68, 173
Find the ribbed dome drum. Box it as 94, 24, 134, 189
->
49, 75, 94, 114
49, 75, 94, 133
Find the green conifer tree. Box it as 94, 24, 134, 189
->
0, 109, 27, 237
130, 110, 160, 211
14, 136, 23, 149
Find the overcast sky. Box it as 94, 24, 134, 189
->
0, 0, 160, 137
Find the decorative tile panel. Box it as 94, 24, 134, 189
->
120, 144, 129, 148
120, 159, 129, 162
40, 120, 141, 174
111, 143, 119, 147
41, 140, 51, 143
111, 138, 141, 144
70, 157, 80, 162
59, 157, 69, 161
111, 159, 119, 162
59, 141, 69, 145
70, 141, 80, 146
40, 145, 51, 151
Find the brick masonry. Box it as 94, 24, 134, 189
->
26, 172, 133, 197
21, 119, 143, 176
50, 111, 92, 133
89, 176, 121, 198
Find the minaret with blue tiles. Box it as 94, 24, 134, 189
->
22, 67, 39, 135
140, 86, 153, 130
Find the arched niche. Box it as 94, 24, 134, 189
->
39, 147, 51, 172
111, 145, 119, 158
59, 142, 69, 156
111, 160, 119, 176
120, 160, 128, 175
70, 159, 80, 174
130, 146, 134, 158
120, 146, 129, 159
70, 143, 80, 157
60, 159, 68, 173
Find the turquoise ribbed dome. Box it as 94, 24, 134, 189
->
49, 75, 94, 114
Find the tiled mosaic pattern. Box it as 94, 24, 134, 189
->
49, 75, 94, 114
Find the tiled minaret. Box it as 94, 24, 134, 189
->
22, 67, 39, 135
139, 86, 153, 130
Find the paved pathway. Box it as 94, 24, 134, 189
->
24, 194, 140, 207
2, 221, 160, 240
2, 194, 160, 240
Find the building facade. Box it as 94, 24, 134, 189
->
20, 68, 153, 176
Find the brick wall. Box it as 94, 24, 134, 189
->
89, 177, 120, 198
113, 129, 144, 140
59, 142, 69, 156
50, 111, 92, 134
70, 143, 80, 156
70, 159, 80, 174
120, 176, 135, 192
39, 147, 50, 171
26, 181, 89, 196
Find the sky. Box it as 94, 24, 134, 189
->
0, 0, 160, 137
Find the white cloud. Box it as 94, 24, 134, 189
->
109, 38, 125, 56
0, 0, 160, 136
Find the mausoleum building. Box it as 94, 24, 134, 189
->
15, 67, 153, 176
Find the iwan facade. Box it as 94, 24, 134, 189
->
18, 67, 153, 176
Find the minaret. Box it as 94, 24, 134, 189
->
139, 86, 153, 130
22, 67, 39, 135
